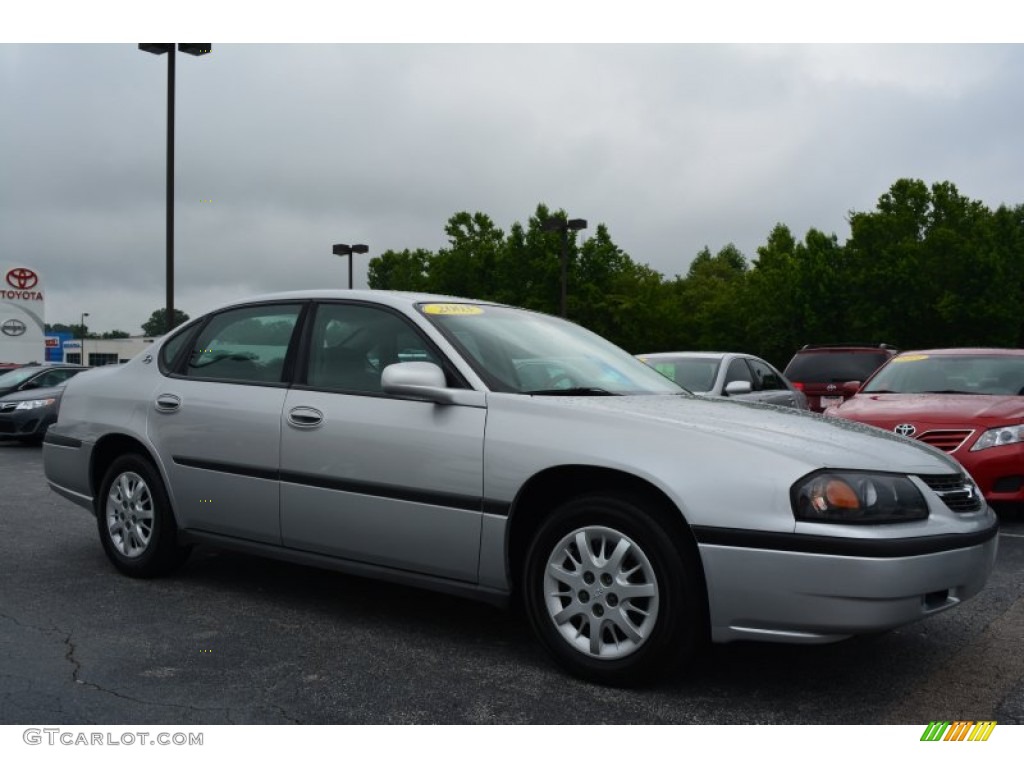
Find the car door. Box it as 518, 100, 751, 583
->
748, 357, 800, 408
279, 301, 486, 582
720, 357, 759, 403
147, 302, 304, 544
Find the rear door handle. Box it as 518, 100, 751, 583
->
154, 394, 181, 413
287, 406, 323, 428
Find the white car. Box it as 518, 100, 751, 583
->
43, 291, 998, 685
638, 351, 809, 409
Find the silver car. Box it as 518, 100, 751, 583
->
43, 291, 998, 685
638, 351, 809, 410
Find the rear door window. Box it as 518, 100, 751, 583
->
184, 304, 303, 384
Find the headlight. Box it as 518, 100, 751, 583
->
13, 398, 56, 411
971, 425, 1023, 452
792, 471, 928, 523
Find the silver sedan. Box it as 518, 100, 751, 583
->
639, 351, 809, 410
43, 292, 997, 686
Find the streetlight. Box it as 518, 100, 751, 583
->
332, 244, 369, 289
543, 216, 587, 318
138, 43, 212, 333
80, 312, 89, 367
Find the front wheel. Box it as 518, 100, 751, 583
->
96, 454, 191, 577
522, 493, 703, 686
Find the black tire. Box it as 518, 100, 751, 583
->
96, 454, 191, 577
522, 492, 703, 686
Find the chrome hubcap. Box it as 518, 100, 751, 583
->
543, 525, 659, 659
106, 471, 154, 558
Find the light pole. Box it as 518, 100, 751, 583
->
79, 312, 89, 366
138, 43, 212, 333
332, 243, 369, 289
543, 216, 587, 318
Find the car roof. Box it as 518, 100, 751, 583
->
894, 348, 1024, 357
211, 289, 508, 313
9, 364, 86, 372
638, 352, 743, 360
795, 345, 896, 353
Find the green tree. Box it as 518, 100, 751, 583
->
101, 330, 131, 339
428, 212, 506, 300
744, 224, 848, 367
367, 248, 433, 291
845, 179, 1011, 348
142, 308, 190, 336
674, 244, 750, 353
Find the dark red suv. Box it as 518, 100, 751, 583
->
783, 344, 898, 412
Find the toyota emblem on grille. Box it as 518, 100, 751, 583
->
894, 424, 916, 437
826, 384, 837, 391
1, 318, 26, 337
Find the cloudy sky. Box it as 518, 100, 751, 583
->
3, 8, 1023, 334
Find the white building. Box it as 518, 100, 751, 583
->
62, 336, 156, 366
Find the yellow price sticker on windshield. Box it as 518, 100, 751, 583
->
893, 354, 929, 363
422, 304, 484, 316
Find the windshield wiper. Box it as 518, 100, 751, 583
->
919, 390, 978, 395
523, 387, 619, 396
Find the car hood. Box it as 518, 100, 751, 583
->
525, 393, 960, 474
0, 385, 65, 403
834, 393, 1024, 425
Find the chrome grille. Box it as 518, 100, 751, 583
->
0, 403, 16, 413
918, 473, 984, 513
916, 429, 973, 453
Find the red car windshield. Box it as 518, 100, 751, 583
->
863, 353, 1024, 396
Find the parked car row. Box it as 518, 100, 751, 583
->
40, 291, 999, 686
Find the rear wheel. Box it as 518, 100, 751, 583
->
97, 454, 191, 577
522, 492, 703, 686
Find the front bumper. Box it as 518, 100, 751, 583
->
959, 443, 1024, 507
0, 407, 52, 440
699, 523, 999, 643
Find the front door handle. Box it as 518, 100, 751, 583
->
287, 406, 323, 428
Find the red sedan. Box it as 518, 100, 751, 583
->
825, 348, 1024, 512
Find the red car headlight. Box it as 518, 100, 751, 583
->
971, 425, 1023, 452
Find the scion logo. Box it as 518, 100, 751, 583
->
920, 720, 996, 741
5, 267, 39, 290
2, 318, 27, 337
894, 424, 917, 437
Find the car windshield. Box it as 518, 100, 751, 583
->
640, 356, 720, 392
0, 367, 42, 387
863, 353, 1024, 395
785, 351, 891, 382
419, 303, 685, 395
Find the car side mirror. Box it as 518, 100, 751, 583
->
381, 362, 484, 407
842, 380, 862, 396
724, 380, 752, 396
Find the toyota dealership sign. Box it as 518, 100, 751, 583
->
1, 265, 46, 363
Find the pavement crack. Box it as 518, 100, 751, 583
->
58, 624, 235, 721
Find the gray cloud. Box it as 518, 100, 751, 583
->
2, 44, 1023, 332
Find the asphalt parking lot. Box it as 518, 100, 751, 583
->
1, 439, 1022, 725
